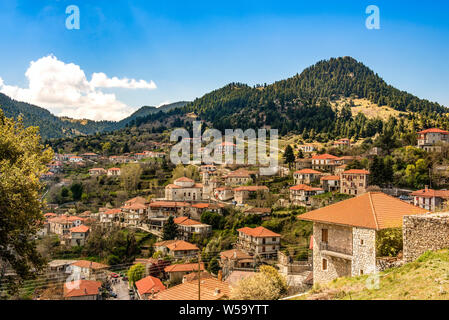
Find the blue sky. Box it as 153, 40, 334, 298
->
0, 0, 448, 120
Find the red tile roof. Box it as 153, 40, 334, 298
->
298, 192, 428, 230
411, 188, 449, 199
174, 177, 194, 183
290, 184, 324, 192
64, 280, 101, 298
294, 169, 322, 174
135, 276, 166, 296
70, 225, 90, 233
164, 263, 205, 273
104, 208, 121, 215
71, 260, 109, 270
320, 175, 340, 181
149, 278, 230, 300
417, 128, 449, 135
174, 217, 204, 226
312, 154, 339, 160
233, 186, 269, 192
237, 226, 281, 237
343, 169, 370, 175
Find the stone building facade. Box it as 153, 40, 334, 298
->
403, 213, 449, 262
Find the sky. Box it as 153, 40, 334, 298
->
0, 0, 448, 121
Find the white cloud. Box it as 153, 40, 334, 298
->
0, 55, 157, 121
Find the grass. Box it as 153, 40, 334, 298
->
293, 249, 449, 300
332, 98, 405, 121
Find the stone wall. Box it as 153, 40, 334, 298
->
403, 213, 449, 262
351, 227, 376, 276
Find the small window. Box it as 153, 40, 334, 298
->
322, 229, 328, 243
360, 239, 364, 245
322, 258, 328, 271
360, 269, 364, 275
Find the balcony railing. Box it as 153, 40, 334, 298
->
320, 242, 352, 257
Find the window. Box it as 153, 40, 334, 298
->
360, 239, 364, 245
360, 269, 364, 275
322, 258, 328, 271
322, 229, 328, 243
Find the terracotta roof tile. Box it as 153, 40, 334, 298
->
71, 260, 109, 270
135, 276, 166, 296
63, 280, 102, 298
294, 169, 322, 174
149, 278, 230, 300
237, 226, 281, 237
164, 263, 205, 273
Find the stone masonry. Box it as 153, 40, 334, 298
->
403, 213, 449, 262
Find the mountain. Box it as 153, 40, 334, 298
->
0, 92, 188, 139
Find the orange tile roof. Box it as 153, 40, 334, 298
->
417, 128, 449, 135
164, 263, 205, 273
294, 169, 322, 174
104, 208, 121, 215
165, 240, 199, 251
149, 201, 191, 208
343, 169, 370, 175
174, 177, 195, 183
108, 167, 121, 171
298, 192, 428, 230
289, 184, 324, 192
320, 175, 340, 181
64, 280, 101, 298
173, 217, 204, 226
220, 249, 253, 260
411, 188, 449, 198
70, 225, 90, 233
135, 276, 166, 296
237, 226, 281, 237
71, 260, 109, 270
149, 278, 230, 300
312, 154, 339, 160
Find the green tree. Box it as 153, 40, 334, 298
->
120, 164, 143, 194
162, 216, 179, 240
127, 263, 145, 286
283, 145, 295, 169
70, 183, 83, 201
0, 110, 53, 293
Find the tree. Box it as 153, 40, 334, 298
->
70, 183, 83, 201
102, 142, 111, 155
283, 145, 295, 169
0, 111, 53, 293
231, 265, 288, 300
120, 164, 143, 194
162, 216, 178, 240
127, 263, 145, 286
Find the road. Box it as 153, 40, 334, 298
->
109, 278, 131, 300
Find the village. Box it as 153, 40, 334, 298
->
27, 127, 449, 300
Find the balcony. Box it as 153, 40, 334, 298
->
320, 242, 353, 260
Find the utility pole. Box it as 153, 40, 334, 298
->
198, 252, 201, 300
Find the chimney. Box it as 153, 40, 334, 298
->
425, 185, 429, 192
233, 251, 237, 259
217, 270, 223, 282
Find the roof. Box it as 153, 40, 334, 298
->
343, 169, 370, 175
174, 177, 194, 183
244, 207, 272, 214
149, 201, 190, 208
298, 192, 428, 230
164, 263, 205, 273
191, 202, 224, 209
233, 186, 269, 192
108, 167, 121, 171
294, 169, 322, 174
225, 168, 256, 178
417, 128, 449, 135
237, 226, 281, 238
173, 217, 205, 226
104, 208, 121, 215
220, 249, 253, 260
166, 240, 199, 251
290, 184, 324, 192
312, 154, 339, 160
64, 280, 101, 298
70, 225, 90, 233
411, 188, 449, 199
135, 276, 166, 296
183, 271, 214, 282
224, 271, 257, 287
71, 260, 109, 270
149, 278, 230, 300
320, 175, 341, 181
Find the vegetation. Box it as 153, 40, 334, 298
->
127, 263, 145, 286
162, 216, 179, 241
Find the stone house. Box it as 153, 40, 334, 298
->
224, 168, 257, 186
63, 280, 102, 300
295, 158, 312, 170
236, 226, 281, 259
147, 201, 191, 231
88, 168, 106, 176
164, 263, 205, 283
340, 169, 370, 196
135, 275, 166, 300
70, 260, 109, 281
289, 184, 325, 206
154, 240, 199, 260
320, 175, 340, 192
165, 177, 203, 201
311, 154, 340, 173
298, 192, 427, 285
220, 249, 255, 278
293, 169, 322, 185
174, 217, 212, 241
410, 187, 449, 212
121, 196, 149, 226
233, 186, 269, 205
214, 187, 234, 201
107, 167, 121, 176
99, 208, 121, 225
69, 225, 90, 247
417, 128, 449, 152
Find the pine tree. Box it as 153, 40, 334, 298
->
162, 216, 179, 240
283, 145, 295, 169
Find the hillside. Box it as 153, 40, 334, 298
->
297, 250, 449, 300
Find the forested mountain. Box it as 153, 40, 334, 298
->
0, 92, 188, 139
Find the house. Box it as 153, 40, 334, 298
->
47, 260, 77, 279
147, 201, 191, 231
334, 164, 347, 175
63, 280, 102, 300
165, 177, 203, 201
289, 184, 325, 206
236, 226, 281, 259
214, 187, 234, 201
135, 275, 166, 300
164, 263, 205, 283
298, 192, 427, 285
216, 141, 236, 155
133, 258, 170, 277
189, 202, 224, 220
69, 156, 83, 163
298, 144, 317, 153
320, 175, 341, 192
70, 260, 109, 281
224, 168, 256, 186
220, 249, 255, 278
311, 154, 340, 173
340, 169, 370, 196
233, 186, 269, 205
69, 225, 90, 247
174, 217, 212, 240
99, 208, 121, 225
295, 158, 312, 170
48, 216, 75, 237
411, 187, 449, 211
149, 277, 230, 300
417, 128, 449, 152
81, 152, 99, 160
88, 168, 107, 176
243, 207, 271, 220
107, 167, 121, 176
293, 169, 322, 185
154, 240, 199, 259
201, 164, 217, 172
334, 138, 351, 148
121, 196, 149, 226
134, 152, 146, 160
48, 160, 63, 173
